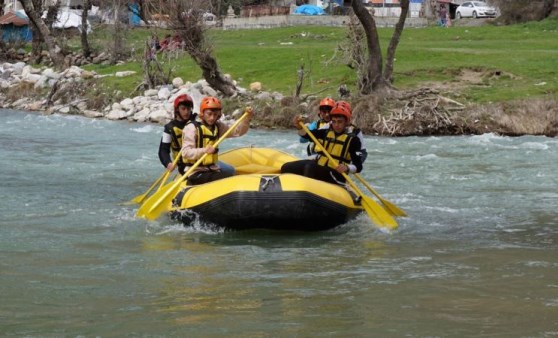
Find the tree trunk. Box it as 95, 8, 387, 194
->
194, 51, 237, 96
383, 0, 410, 83
44, 3, 59, 30
81, 0, 92, 58
20, 0, 65, 69
108, 0, 129, 64
171, 1, 237, 96
542, 0, 556, 17
29, 0, 44, 63
135, 0, 150, 25
351, 0, 388, 94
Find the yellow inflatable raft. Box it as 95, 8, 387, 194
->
170, 147, 363, 231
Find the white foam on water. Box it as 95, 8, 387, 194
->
415, 153, 438, 161
377, 138, 398, 145
519, 141, 549, 150
467, 132, 503, 145
131, 125, 157, 133
450, 175, 471, 181
524, 261, 556, 268
423, 206, 460, 213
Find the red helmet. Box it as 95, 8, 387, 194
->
330, 102, 352, 121
173, 94, 193, 110
319, 97, 336, 109
335, 100, 351, 112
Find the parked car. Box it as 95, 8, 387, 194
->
455, 1, 497, 19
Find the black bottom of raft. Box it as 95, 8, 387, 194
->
170, 191, 362, 231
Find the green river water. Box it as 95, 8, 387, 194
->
1, 109, 557, 336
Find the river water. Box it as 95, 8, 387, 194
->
1, 109, 557, 336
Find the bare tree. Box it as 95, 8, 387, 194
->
100, 0, 131, 63
81, 0, 92, 58
169, 0, 237, 96
28, 0, 44, 64
350, 0, 410, 95
20, 0, 65, 68
44, 2, 59, 30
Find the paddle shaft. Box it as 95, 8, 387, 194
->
158, 151, 182, 189
129, 148, 182, 204
127, 173, 165, 205
138, 112, 250, 220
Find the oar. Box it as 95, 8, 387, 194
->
300, 122, 398, 230
137, 111, 250, 221
127, 151, 181, 205
158, 153, 181, 190
126, 172, 166, 205
354, 173, 407, 217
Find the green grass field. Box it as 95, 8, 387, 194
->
83, 17, 558, 103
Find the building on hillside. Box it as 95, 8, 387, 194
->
3, 0, 88, 12
240, 4, 290, 17
0, 1, 92, 42
362, 0, 426, 18
0, 10, 32, 42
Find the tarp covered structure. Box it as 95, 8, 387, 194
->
293, 5, 326, 15
50, 11, 92, 33
0, 10, 32, 42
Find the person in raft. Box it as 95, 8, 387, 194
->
181, 96, 253, 185
299, 97, 336, 157
335, 100, 368, 163
300, 98, 368, 164
281, 102, 363, 185
158, 94, 196, 175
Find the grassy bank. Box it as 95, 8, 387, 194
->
82, 18, 558, 103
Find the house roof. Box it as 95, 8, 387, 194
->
0, 11, 29, 26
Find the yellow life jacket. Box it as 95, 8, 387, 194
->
306, 119, 330, 156
169, 123, 184, 160
184, 122, 219, 166
316, 129, 353, 169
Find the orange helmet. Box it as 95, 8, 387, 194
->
319, 97, 336, 109
200, 96, 222, 112
199, 96, 222, 119
335, 100, 351, 112
330, 102, 352, 121
173, 94, 193, 109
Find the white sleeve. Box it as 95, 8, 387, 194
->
161, 131, 172, 143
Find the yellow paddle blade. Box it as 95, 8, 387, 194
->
128, 192, 149, 205
379, 197, 407, 218
126, 172, 166, 205
354, 173, 407, 217
128, 148, 183, 206
360, 195, 398, 230
136, 178, 184, 220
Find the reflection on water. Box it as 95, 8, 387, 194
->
1, 110, 557, 336
140, 228, 395, 334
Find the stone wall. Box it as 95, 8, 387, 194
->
222, 15, 428, 30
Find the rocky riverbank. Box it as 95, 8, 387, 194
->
0, 61, 286, 123
1, 61, 557, 137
